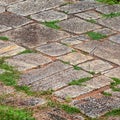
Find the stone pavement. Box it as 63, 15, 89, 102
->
0, 0, 120, 119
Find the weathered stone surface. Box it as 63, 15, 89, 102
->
54, 75, 112, 99
18, 61, 71, 86
74, 41, 120, 65
31, 10, 67, 22
75, 10, 101, 20
57, 17, 101, 34
58, 1, 103, 14
105, 67, 120, 78
6, 53, 52, 71
109, 34, 120, 44
0, 23, 69, 48
36, 42, 72, 57
0, 41, 25, 57
58, 52, 93, 65
96, 5, 120, 14
31, 68, 92, 91
0, 12, 32, 32
98, 16, 120, 32
79, 59, 113, 73
61, 34, 89, 45
0, 5, 5, 13
7, 0, 65, 16
72, 96, 120, 118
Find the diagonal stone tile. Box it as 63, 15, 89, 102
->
98, 16, 120, 32
18, 61, 71, 86
58, 52, 93, 65
72, 96, 120, 118
0, 12, 32, 32
31, 68, 92, 91
31, 10, 67, 22
36, 42, 72, 57
78, 59, 113, 74
57, 17, 101, 34
0, 41, 25, 57
7, 0, 65, 16
0, 5, 5, 13
54, 75, 112, 99
109, 34, 120, 44
0, 23, 70, 48
6, 53, 52, 71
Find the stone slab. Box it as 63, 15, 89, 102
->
6, 53, 52, 71
58, 52, 93, 65
36, 42, 72, 57
31, 68, 92, 91
0, 41, 25, 57
0, 5, 5, 13
109, 34, 120, 44
31, 10, 67, 22
18, 61, 71, 86
0, 23, 70, 48
58, 17, 101, 34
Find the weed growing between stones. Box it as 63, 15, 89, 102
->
96, 0, 120, 4
18, 49, 36, 54
110, 78, 120, 91
73, 65, 81, 70
103, 12, 120, 18
105, 108, 120, 116
102, 91, 112, 96
0, 36, 9, 41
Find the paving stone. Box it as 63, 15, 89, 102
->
31, 10, 67, 22
72, 96, 120, 118
0, 41, 25, 57
6, 53, 52, 71
36, 42, 72, 57
96, 5, 120, 14
58, 52, 93, 65
94, 28, 116, 36
57, 1, 103, 14
109, 34, 120, 44
75, 10, 101, 20
0, 12, 32, 32
105, 67, 120, 78
98, 16, 120, 32
0, 23, 70, 48
57, 17, 101, 34
108, 117, 120, 120
0, 5, 5, 13
61, 34, 89, 45
54, 75, 112, 99
74, 41, 120, 65
18, 61, 71, 86
7, 0, 65, 16
78, 59, 113, 74
31, 68, 92, 91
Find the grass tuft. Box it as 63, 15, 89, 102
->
0, 36, 9, 41
105, 108, 120, 116
103, 12, 120, 18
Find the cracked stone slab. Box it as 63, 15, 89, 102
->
104, 67, 120, 78
74, 41, 120, 65
58, 52, 93, 65
7, 0, 65, 16
6, 53, 52, 71
36, 42, 72, 57
31, 68, 92, 91
31, 10, 67, 22
54, 75, 112, 99
57, 17, 101, 34
0, 23, 70, 48
0, 41, 25, 57
78, 59, 113, 74
18, 61, 71, 86
98, 16, 120, 32
75, 10, 101, 20
57, 1, 103, 14
109, 34, 120, 44
72, 96, 120, 118
0, 12, 32, 32
61, 34, 89, 45
96, 5, 120, 14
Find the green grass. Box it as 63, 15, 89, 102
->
110, 78, 120, 91
61, 61, 70, 65
105, 108, 120, 116
19, 49, 36, 54
88, 71, 96, 75
87, 19, 97, 24
102, 91, 112, 96
0, 36, 9, 41
41, 20, 60, 29
73, 65, 81, 70
0, 105, 35, 120
96, 0, 120, 4
103, 12, 120, 18
87, 31, 107, 40
68, 77, 91, 86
